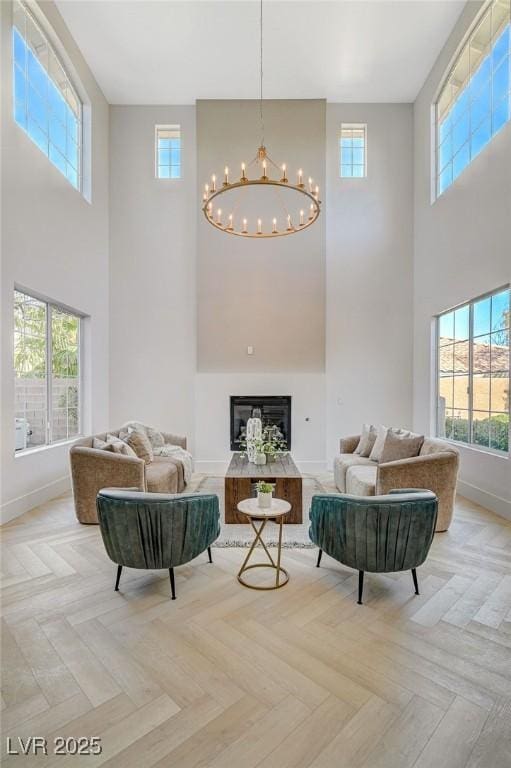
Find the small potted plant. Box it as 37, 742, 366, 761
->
261, 425, 287, 463
256, 481, 274, 508
253, 439, 267, 465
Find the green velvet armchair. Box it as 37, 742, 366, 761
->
309, 489, 437, 604
96, 489, 220, 599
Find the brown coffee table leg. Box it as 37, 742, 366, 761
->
275, 478, 302, 523
225, 477, 252, 523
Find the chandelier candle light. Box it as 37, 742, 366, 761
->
200, 0, 321, 239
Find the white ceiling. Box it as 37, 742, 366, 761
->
55, 0, 466, 105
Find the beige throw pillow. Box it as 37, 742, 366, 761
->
95, 434, 137, 458
120, 422, 165, 449
143, 424, 165, 449
92, 437, 117, 453
126, 430, 153, 463
380, 431, 424, 463
355, 424, 377, 457
111, 441, 137, 458
106, 433, 124, 446
369, 425, 390, 462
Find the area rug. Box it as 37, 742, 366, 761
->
187, 473, 336, 548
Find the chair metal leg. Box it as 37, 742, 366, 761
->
169, 568, 176, 600
412, 568, 419, 595
357, 570, 364, 605
114, 565, 122, 591
316, 549, 323, 568
207, 546, 213, 564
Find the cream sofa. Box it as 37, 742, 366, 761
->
334, 434, 459, 532
70, 429, 188, 524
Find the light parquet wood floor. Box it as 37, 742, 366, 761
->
1, 491, 510, 767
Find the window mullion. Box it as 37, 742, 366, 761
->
435, 318, 439, 436
468, 302, 474, 444
78, 318, 82, 436
47, 303, 52, 444
79, 102, 83, 192
489, 4, 494, 136
436, 104, 440, 197
489, 305, 493, 416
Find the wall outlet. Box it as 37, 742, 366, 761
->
247, 346, 254, 355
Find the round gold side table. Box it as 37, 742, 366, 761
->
236, 498, 291, 590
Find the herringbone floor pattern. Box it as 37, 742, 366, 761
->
1, 491, 510, 767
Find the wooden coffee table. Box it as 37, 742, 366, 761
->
225, 452, 302, 524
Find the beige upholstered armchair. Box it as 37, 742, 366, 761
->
70, 429, 188, 524
335, 434, 459, 532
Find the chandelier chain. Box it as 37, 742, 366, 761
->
260, 0, 264, 146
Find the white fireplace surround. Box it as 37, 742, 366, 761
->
194, 373, 327, 475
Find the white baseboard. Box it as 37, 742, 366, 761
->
194, 459, 328, 475
0, 475, 71, 525
295, 460, 328, 474
457, 480, 511, 522
195, 460, 230, 474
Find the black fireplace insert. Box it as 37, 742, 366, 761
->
230, 395, 291, 451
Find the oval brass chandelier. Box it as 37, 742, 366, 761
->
201, 0, 321, 239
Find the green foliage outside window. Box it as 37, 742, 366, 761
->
445, 413, 509, 452
14, 291, 79, 378
14, 292, 46, 377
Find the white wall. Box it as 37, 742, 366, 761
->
196, 99, 326, 373
325, 104, 415, 466
0, 0, 110, 523
109, 106, 196, 446
413, 2, 511, 519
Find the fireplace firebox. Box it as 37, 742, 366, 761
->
230, 396, 291, 451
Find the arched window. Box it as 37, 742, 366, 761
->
12, 0, 82, 191
436, 0, 510, 197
